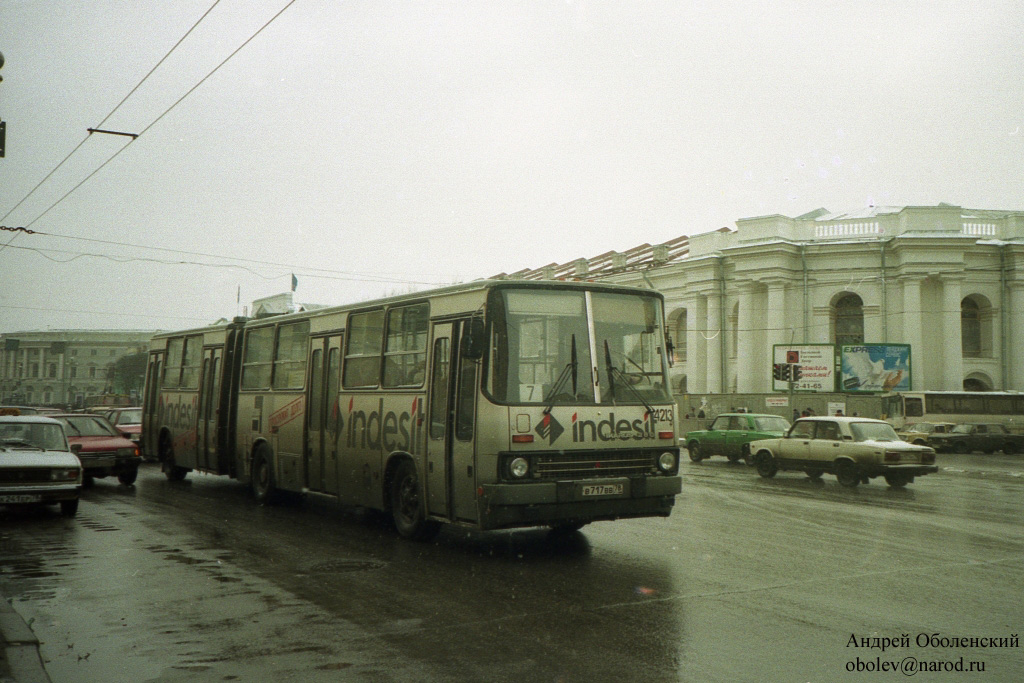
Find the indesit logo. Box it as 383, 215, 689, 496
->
535, 413, 565, 445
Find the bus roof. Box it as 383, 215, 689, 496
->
150, 278, 662, 341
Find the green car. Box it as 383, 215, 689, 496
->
684, 413, 791, 463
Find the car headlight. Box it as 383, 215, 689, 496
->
52, 468, 80, 481
117, 447, 140, 457
658, 451, 676, 472
509, 457, 529, 479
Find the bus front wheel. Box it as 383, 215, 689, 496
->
389, 460, 440, 541
160, 435, 188, 482
251, 445, 279, 504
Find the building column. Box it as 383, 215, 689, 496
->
706, 291, 722, 393
765, 281, 787, 393
903, 277, 924, 390
736, 284, 757, 393
942, 276, 964, 391
1009, 284, 1024, 391
685, 295, 706, 394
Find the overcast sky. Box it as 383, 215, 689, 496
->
1, 0, 1022, 333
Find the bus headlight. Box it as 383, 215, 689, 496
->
509, 457, 530, 479
657, 451, 676, 472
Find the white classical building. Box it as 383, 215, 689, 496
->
501, 204, 1024, 395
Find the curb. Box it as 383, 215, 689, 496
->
0, 596, 50, 683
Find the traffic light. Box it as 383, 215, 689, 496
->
773, 363, 792, 382
792, 364, 802, 381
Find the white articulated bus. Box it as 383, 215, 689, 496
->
881, 391, 1024, 431
142, 280, 682, 539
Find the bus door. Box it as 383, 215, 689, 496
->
425, 319, 478, 522
305, 336, 342, 495
142, 354, 162, 459
196, 347, 222, 471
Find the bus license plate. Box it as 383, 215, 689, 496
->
0, 494, 42, 504
581, 483, 623, 497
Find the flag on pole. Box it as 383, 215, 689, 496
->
291, 274, 298, 292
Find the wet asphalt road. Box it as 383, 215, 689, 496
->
2, 454, 1023, 682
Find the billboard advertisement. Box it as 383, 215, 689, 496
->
839, 344, 911, 392
771, 345, 835, 392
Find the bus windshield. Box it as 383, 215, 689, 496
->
487, 288, 671, 405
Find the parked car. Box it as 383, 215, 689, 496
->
925, 423, 1023, 455
749, 416, 938, 488
684, 413, 790, 463
51, 413, 142, 486
0, 415, 83, 516
104, 407, 143, 451
897, 422, 957, 448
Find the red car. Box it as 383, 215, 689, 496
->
105, 407, 143, 448
52, 413, 142, 486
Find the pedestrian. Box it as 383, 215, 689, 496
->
835, 409, 843, 416
792, 409, 800, 422
697, 408, 705, 419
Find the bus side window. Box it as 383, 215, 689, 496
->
429, 339, 450, 440
905, 397, 923, 417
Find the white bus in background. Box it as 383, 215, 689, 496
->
142, 280, 682, 539
882, 391, 1024, 432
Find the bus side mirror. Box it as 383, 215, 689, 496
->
664, 334, 675, 368
460, 317, 485, 360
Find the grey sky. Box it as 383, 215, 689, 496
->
1, 0, 1022, 333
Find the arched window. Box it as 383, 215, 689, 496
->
834, 294, 864, 346
961, 297, 981, 357
963, 377, 990, 391
672, 310, 687, 363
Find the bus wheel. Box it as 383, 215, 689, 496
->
390, 460, 440, 541
251, 445, 279, 504
160, 436, 188, 482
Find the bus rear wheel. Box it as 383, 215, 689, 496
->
390, 460, 440, 541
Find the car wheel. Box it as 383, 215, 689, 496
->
117, 467, 139, 486
160, 434, 188, 481
806, 469, 824, 479
727, 449, 743, 464
251, 444, 279, 504
389, 459, 441, 541
754, 451, 777, 479
953, 442, 969, 454
82, 474, 95, 488
884, 473, 911, 488
913, 439, 927, 446
835, 460, 860, 488
60, 499, 79, 517
1003, 442, 1018, 455
687, 442, 702, 462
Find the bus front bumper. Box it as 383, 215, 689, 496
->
477, 475, 682, 530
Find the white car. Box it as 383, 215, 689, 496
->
748, 416, 938, 488
0, 415, 84, 516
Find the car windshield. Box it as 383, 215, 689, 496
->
113, 409, 142, 424
57, 415, 119, 437
0, 423, 69, 451
753, 416, 790, 432
849, 422, 901, 442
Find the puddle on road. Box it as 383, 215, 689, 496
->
0, 505, 423, 682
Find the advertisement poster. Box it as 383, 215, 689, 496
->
771, 345, 835, 392
840, 344, 911, 392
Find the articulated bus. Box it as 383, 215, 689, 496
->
881, 391, 1024, 432
141, 280, 682, 539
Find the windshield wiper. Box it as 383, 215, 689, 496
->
542, 334, 578, 415
1, 438, 38, 449
603, 340, 655, 416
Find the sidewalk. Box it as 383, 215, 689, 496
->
0, 594, 50, 683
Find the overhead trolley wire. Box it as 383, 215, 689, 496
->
0, 0, 297, 251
